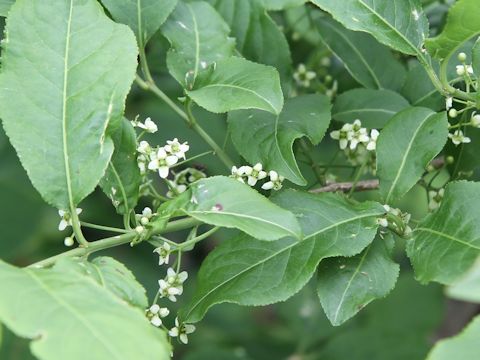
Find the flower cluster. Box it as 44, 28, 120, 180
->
137, 138, 189, 178
166, 167, 206, 198
448, 130, 471, 146
158, 267, 188, 302
330, 120, 378, 151
131, 116, 158, 134
231, 163, 285, 190
378, 205, 412, 237
169, 318, 196, 344
153, 242, 172, 266
145, 304, 170, 327
428, 188, 445, 211
58, 208, 82, 231
455, 52, 474, 77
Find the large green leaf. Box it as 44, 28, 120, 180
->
187, 57, 284, 114
0, 0, 13, 16
261, 0, 306, 10
174, 176, 302, 240
377, 107, 448, 203
317, 236, 399, 326
446, 259, 480, 303
161, 1, 235, 87
332, 89, 410, 129
473, 38, 480, 77
228, 95, 331, 185
0, 260, 170, 360
427, 315, 480, 360
0, 0, 138, 210
425, 0, 480, 60
100, 118, 141, 215
55, 257, 148, 310
209, 0, 292, 91
311, 0, 429, 56
401, 62, 444, 111
408, 181, 480, 284
100, 0, 177, 47
181, 190, 384, 322
316, 17, 406, 91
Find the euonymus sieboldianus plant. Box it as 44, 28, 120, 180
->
0, 0, 480, 358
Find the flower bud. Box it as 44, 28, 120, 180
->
448, 109, 458, 118
446, 156, 455, 164
457, 52, 467, 62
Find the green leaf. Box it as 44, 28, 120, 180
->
377, 107, 448, 203
100, 118, 141, 215
161, 1, 235, 87
407, 181, 480, 284
0, 260, 170, 360
178, 176, 302, 240
181, 190, 384, 322
427, 315, 480, 360
187, 57, 284, 114
228, 95, 330, 185
55, 257, 148, 310
261, 0, 306, 10
310, 0, 429, 56
332, 89, 410, 129
446, 259, 480, 303
0, 0, 13, 16
473, 38, 480, 77
100, 0, 178, 47
0, 0, 138, 210
317, 236, 399, 326
316, 17, 406, 91
209, 0, 292, 91
401, 62, 444, 111
425, 0, 480, 60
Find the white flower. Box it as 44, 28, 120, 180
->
137, 207, 154, 225
146, 304, 170, 327
58, 208, 82, 231
136, 117, 158, 133
169, 318, 196, 344
428, 188, 445, 211
293, 63, 317, 88
471, 114, 480, 128
446, 97, 453, 110
230, 166, 246, 183
456, 64, 474, 76
377, 218, 388, 228
137, 141, 152, 155
349, 120, 370, 150
148, 148, 178, 178
330, 127, 351, 150
261, 170, 285, 191
366, 129, 379, 151
243, 163, 267, 186
164, 138, 189, 159
153, 242, 171, 266
448, 130, 471, 146
158, 268, 188, 302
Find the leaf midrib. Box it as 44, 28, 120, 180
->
415, 227, 480, 251
184, 211, 380, 320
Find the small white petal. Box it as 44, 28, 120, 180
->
169, 327, 179, 337
158, 166, 170, 178
262, 181, 274, 190
58, 219, 68, 231
149, 304, 160, 314
247, 176, 257, 186
165, 156, 178, 166
179, 334, 189, 344
150, 315, 162, 327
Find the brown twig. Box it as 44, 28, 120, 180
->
310, 179, 380, 193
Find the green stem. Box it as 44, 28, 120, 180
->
171, 150, 214, 168
70, 210, 89, 247
29, 217, 201, 268
348, 163, 366, 197
438, 56, 476, 102
299, 139, 325, 184
80, 222, 129, 234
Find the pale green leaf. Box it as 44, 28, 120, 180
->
0, 0, 13, 16
209, 0, 293, 91
181, 190, 384, 322
228, 94, 331, 185
261, 0, 306, 10
161, 1, 235, 87
0, 260, 170, 360
55, 257, 148, 310
425, 0, 480, 60
100, 0, 178, 46
473, 38, 480, 77
100, 118, 141, 215
401, 62, 444, 111
408, 181, 480, 284
427, 315, 480, 360
0, 0, 138, 210
316, 16, 406, 91
332, 89, 410, 129
377, 107, 448, 203
317, 236, 399, 326
187, 57, 284, 114
172, 176, 302, 241
446, 259, 480, 303
311, 0, 429, 56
